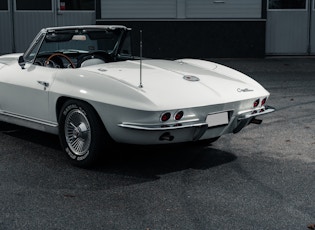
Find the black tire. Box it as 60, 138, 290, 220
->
58, 100, 105, 167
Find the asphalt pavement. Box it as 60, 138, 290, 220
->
0, 57, 314, 230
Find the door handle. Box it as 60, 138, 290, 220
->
37, 81, 49, 90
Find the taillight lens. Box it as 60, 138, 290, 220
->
174, 111, 184, 120
253, 99, 260, 108
261, 97, 267, 106
160, 112, 171, 122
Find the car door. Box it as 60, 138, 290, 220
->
0, 61, 57, 125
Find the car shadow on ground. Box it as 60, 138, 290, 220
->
94, 141, 237, 179
1, 122, 237, 181
0, 121, 61, 150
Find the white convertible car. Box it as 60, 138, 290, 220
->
0, 25, 275, 167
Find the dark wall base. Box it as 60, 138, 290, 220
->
97, 20, 266, 59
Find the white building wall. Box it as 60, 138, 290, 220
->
100, 0, 262, 19
101, 0, 177, 19
185, 0, 262, 18
0, 12, 13, 54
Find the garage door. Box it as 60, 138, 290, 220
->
12, 0, 95, 53
266, 0, 315, 55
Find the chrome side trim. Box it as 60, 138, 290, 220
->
0, 111, 59, 134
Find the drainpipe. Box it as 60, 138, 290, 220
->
55, 0, 62, 26
307, 0, 312, 54
10, 0, 16, 53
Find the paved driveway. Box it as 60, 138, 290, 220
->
0, 58, 314, 230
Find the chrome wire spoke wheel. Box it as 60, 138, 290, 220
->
64, 109, 91, 156
59, 100, 108, 167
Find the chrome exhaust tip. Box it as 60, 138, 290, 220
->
250, 118, 263, 124
159, 132, 174, 141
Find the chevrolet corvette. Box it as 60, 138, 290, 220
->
0, 25, 275, 167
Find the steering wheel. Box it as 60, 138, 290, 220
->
45, 53, 75, 68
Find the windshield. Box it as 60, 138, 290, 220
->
23, 26, 132, 68
38, 28, 123, 55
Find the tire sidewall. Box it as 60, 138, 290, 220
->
59, 100, 102, 167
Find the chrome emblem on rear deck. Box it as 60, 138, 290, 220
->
237, 88, 253, 92
183, 75, 199, 81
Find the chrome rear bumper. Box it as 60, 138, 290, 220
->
233, 105, 276, 133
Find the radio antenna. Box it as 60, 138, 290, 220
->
139, 30, 143, 88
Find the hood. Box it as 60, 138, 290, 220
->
0, 53, 23, 63
0, 53, 23, 69
83, 58, 269, 109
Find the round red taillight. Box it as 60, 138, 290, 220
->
261, 97, 267, 106
253, 99, 260, 108
174, 111, 184, 120
161, 112, 171, 122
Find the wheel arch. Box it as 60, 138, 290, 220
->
56, 97, 115, 167
55, 96, 109, 135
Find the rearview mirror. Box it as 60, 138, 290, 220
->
18, 56, 25, 69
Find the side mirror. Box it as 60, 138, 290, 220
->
18, 56, 25, 69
